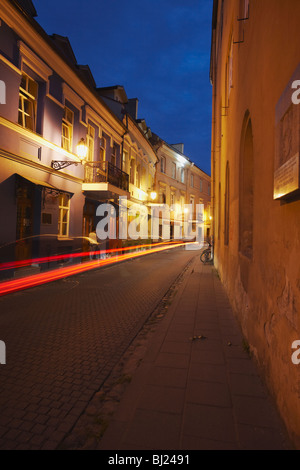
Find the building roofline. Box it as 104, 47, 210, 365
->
7, 0, 127, 133
152, 133, 211, 178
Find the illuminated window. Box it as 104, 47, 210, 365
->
18, 73, 38, 131
58, 193, 70, 237
122, 150, 128, 172
86, 124, 95, 161
172, 162, 176, 179
180, 168, 185, 184
171, 192, 175, 207
62, 107, 73, 152
136, 164, 141, 188
161, 156, 166, 174
99, 136, 106, 161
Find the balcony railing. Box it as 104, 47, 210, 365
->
84, 161, 129, 192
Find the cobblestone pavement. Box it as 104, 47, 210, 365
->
97, 260, 292, 450
0, 247, 196, 450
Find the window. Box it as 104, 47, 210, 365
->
86, 124, 95, 161
18, 73, 38, 131
190, 174, 194, 188
159, 191, 166, 204
58, 193, 70, 237
172, 162, 176, 179
122, 151, 128, 172
200, 179, 203, 192
62, 107, 73, 152
161, 156, 166, 174
171, 192, 175, 207
100, 136, 106, 161
111, 144, 117, 167
208, 184, 211, 196
190, 197, 195, 214
130, 159, 135, 185
42, 213, 52, 225
180, 168, 185, 184
136, 164, 141, 188
142, 167, 146, 188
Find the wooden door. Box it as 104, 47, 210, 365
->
16, 181, 34, 261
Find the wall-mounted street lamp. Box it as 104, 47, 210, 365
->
150, 191, 157, 201
76, 138, 88, 159
51, 138, 88, 170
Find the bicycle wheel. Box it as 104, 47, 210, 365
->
200, 249, 211, 264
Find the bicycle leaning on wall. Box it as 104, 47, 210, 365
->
200, 239, 214, 264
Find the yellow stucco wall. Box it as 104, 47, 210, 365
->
211, 0, 300, 447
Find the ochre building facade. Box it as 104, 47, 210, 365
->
210, 0, 300, 447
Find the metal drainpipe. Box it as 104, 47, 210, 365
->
121, 111, 129, 173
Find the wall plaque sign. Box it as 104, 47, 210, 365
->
274, 63, 300, 200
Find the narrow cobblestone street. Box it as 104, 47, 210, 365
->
0, 248, 196, 450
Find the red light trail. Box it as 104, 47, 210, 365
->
0, 242, 192, 297
0, 240, 180, 272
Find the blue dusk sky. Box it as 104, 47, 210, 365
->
33, 0, 213, 175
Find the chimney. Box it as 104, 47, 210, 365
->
171, 143, 184, 154
126, 98, 139, 120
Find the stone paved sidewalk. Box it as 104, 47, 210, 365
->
98, 258, 292, 450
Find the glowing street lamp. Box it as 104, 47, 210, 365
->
76, 138, 88, 160
51, 138, 88, 170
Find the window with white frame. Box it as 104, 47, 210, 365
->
171, 192, 175, 207
190, 173, 194, 188
58, 193, 70, 237
62, 107, 73, 152
136, 164, 141, 188
180, 168, 185, 184
172, 162, 176, 179
122, 150, 128, 172
18, 73, 38, 131
161, 156, 166, 174
86, 124, 95, 161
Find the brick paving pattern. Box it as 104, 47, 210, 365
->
0, 248, 195, 450
98, 258, 292, 450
